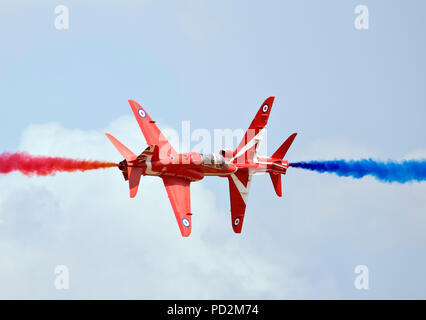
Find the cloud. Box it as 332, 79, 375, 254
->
0, 117, 310, 299
0, 118, 425, 299
404, 149, 426, 160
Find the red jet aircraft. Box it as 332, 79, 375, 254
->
106, 97, 297, 237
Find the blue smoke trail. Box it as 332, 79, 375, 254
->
289, 159, 426, 183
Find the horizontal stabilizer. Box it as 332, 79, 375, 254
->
105, 133, 137, 161
105, 133, 142, 198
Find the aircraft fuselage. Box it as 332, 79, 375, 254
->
118, 152, 289, 182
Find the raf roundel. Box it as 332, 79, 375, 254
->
138, 108, 146, 118
234, 218, 240, 226
262, 104, 269, 113
182, 218, 190, 228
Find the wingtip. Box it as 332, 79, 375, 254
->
265, 96, 275, 104
232, 219, 244, 234
180, 229, 192, 237
258, 96, 275, 115
105, 132, 116, 144
128, 99, 140, 107
129, 186, 138, 198
130, 188, 138, 198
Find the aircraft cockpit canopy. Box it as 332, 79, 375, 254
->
201, 153, 228, 169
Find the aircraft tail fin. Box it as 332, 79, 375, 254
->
269, 133, 297, 197
269, 172, 282, 197
128, 167, 143, 198
272, 133, 297, 160
105, 133, 142, 198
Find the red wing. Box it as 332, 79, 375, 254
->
228, 169, 253, 233
232, 96, 274, 164
162, 176, 192, 237
128, 100, 177, 158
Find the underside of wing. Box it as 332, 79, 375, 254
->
128, 100, 177, 158
232, 96, 274, 164
228, 169, 253, 233
162, 176, 192, 237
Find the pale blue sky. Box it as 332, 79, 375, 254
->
0, 0, 425, 299
1, 1, 425, 156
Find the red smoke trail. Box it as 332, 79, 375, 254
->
0, 152, 117, 176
